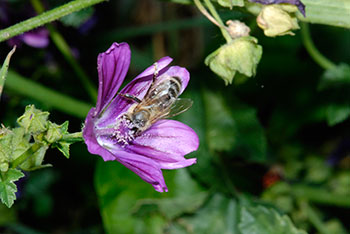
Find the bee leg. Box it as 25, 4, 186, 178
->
118, 93, 142, 103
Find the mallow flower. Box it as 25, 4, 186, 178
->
83, 42, 199, 192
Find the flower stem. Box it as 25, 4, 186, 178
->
30, 0, 97, 102
193, 0, 232, 43
10, 143, 41, 169
0, 0, 107, 43
62, 132, 84, 143
301, 23, 336, 70
5, 70, 91, 119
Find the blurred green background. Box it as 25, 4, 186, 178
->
0, 0, 349, 233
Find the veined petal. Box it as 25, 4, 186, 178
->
127, 120, 198, 169
95, 42, 131, 115
83, 108, 116, 161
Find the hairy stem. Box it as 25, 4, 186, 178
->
30, 0, 97, 102
0, 0, 107, 43
10, 143, 41, 169
301, 23, 336, 70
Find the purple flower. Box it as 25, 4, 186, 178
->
249, 0, 306, 17
83, 42, 199, 192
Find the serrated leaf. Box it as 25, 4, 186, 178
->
0, 168, 24, 208
326, 104, 350, 126
318, 64, 350, 91
238, 205, 307, 234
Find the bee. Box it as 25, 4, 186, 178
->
119, 64, 192, 136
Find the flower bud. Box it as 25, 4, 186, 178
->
257, 5, 300, 37
205, 36, 262, 85
45, 121, 66, 143
17, 105, 49, 134
226, 20, 251, 39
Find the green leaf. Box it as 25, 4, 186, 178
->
0, 46, 16, 97
19, 144, 51, 171
0, 168, 25, 208
238, 205, 307, 234
95, 158, 206, 233
203, 91, 237, 152
298, 0, 350, 28
56, 142, 70, 159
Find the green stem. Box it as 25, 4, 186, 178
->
0, 0, 107, 43
193, 0, 232, 43
11, 143, 41, 169
203, 0, 232, 43
30, 0, 97, 102
62, 132, 84, 143
301, 23, 336, 70
300, 201, 329, 234
293, 184, 350, 207
5, 70, 92, 119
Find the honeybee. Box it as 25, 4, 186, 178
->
119, 65, 192, 136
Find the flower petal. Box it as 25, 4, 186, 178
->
95, 42, 131, 115
127, 119, 198, 169
83, 108, 116, 161
22, 28, 49, 48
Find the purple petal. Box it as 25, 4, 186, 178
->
95, 42, 131, 115
128, 119, 198, 169
249, 0, 306, 16
22, 28, 49, 48
83, 108, 116, 161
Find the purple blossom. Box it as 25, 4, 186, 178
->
83, 42, 199, 192
249, 0, 306, 17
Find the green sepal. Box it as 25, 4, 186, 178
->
56, 142, 71, 159
0, 168, 25, 208
19, 144, 50, 171
205, 36, 262, 85
17, 105, 49, 134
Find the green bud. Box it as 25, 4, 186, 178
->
205, 36, 262, 85
17, 105, 49, 134
257, 5, 300, 37
0, 125, 13, 163
45, 121, 68, 143
0, 162, 9, 172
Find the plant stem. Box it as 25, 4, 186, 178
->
30, 0, 97, 102
193, 0, 232, 43
5, 70, 91, 119
300, 201, 329, 234
62, 132, 84, 143
301, 23, 336, 70
0, 0, 107, 43
203, 0, 232, 43
293, 184, 350, 207
11, 143, 41, 169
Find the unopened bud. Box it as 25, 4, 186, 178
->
257, 5, 299, 37
226, 20, 250, 39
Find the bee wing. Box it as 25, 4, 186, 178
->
163, 98, 193, 118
